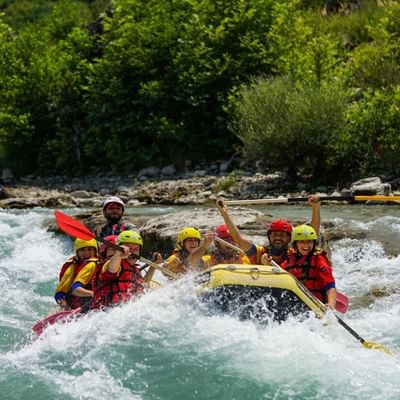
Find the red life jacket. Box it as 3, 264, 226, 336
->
92, 259, 144, 308
59, 257, 76, 281
282, 249, 332, 302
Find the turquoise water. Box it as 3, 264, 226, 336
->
0, 207, 400, 400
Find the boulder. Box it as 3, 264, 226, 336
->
161, 165, 176, 176
138, 166, 161, 177
350, 177, 382, 195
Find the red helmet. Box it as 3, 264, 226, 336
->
267, 219, 293, 235
99, 235, 118, 255
215, 224, 232, 239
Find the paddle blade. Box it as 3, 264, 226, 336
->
363, 340, 393, 355
54, 210, 95, 240
32, 307, 82, 336
335, 291, 349, 314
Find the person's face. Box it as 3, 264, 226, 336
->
295, 240, 313, 256
77, 247, 97, 261
216, 237, 234, 252
104, 203, 124, 222
183, 238, 200, 253
105, 247, 116, 258
123, 243, 141, 264
268, 231, 291, 249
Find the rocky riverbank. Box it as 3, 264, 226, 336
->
0, 172, 397, 209
1, 172, 396, 256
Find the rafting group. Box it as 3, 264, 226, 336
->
53, 194, 337, 313
34, 194, 394, 355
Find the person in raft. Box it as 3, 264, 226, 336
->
91, 230, 155, 309
55, 238, 99, 310
95, 196, 137, 238
188, 224, 250, 269
216, 195, 321, 265
98, 234, 118, 261
278, 224, 336, 309
163, 227, 202, 277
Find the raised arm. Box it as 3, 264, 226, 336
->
107, 245, 129, 273
309, 195, 321, 234
188, 231, 214, 268
216, 199, 253, 252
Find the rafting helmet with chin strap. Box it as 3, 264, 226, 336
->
74, 238, 98, 254
214, 224, 232, 240
292, 225, 318, 241
99, 235, 118, 256
267, 219, 293, 235
176, 227, 201, 250
292, 225, 318, 252
116, 230, 143, 247
102, 196, 125, 212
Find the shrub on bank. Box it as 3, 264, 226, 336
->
229, 76, 348, 183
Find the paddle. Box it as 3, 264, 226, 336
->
335, 291, 349, 313
32, 307, 82, 336
54, 210, 178, 279
223, 195, 400, 206
214, 236, 349, 314
269, 259, 392, 355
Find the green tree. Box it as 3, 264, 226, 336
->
84, 0, 278, 173
0, 1, 95, 175
333, 88, 400, 179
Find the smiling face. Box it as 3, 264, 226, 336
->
76, 246, 97, 261
183, 238, 200, 253
268, 231, 291, 249
294, 240, 314, 256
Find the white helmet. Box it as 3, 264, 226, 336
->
102, 196, 125, 211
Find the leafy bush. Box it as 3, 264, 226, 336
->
229, 76, 348, 182
332, 87, 400, 178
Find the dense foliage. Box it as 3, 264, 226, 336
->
0, 0, 399, 183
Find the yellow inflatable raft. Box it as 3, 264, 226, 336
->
196, 264, 326, 323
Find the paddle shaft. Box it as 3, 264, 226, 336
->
213, 236, 246, 254
223, 195, 400, 205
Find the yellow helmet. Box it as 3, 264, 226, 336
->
74, 238, 98, 253
116, 230, 143, 246
292, 225, 318, 241
176, 227, 201, 250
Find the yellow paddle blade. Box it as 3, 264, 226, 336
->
363, 340, 393, 355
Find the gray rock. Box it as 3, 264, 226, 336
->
350, 177, 382, 194
0, 185, 12, 199
2, 168, 13, 182
140, 207, 265, 253
69, 190, 91, 198
161, 165, 176, 176
219, 161, 230, 173
138, 166, 161, 177
193, 170, 206, 177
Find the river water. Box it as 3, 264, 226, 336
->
0, 205, 399, 400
